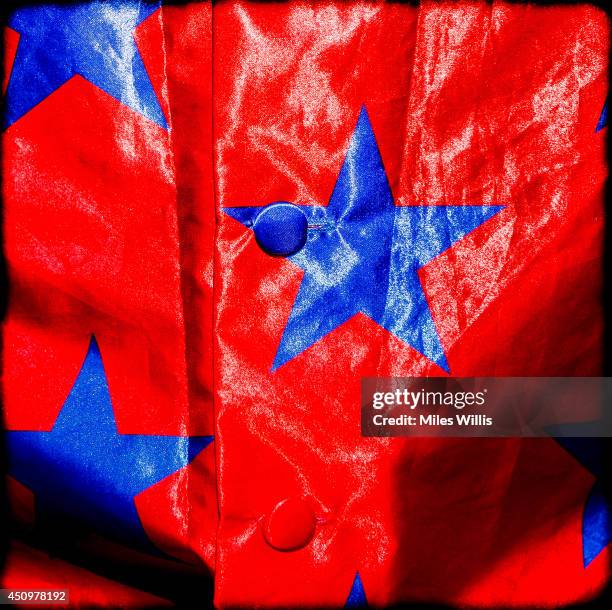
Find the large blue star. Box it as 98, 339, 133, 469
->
6, 336, 212, 551
551, 425, 610, 567
5, 1, 166, 128
224, 107, 504, 371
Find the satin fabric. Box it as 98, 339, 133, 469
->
3, 3, 217, 605
213, 2, 608, 606
2, 1, 609, 607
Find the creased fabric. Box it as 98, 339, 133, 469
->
213, 1, 608, 606
1, 1, 609, 607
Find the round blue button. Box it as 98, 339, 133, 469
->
253, 203, 308, 257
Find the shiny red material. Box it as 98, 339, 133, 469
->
2, 1, 610, 607
213, 2, 608, 607
3, 3, 217, 604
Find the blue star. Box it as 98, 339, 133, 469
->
5, 1, 166, 129
6, 336, 212, 551
224, 107, 504, 371
552, 425, 610, 567
345, 572, 368, 607
596, 99, 608, 132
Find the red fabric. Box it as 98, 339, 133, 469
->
2, 1, 609, 607
213, 2, 608, 606
3, 2, 217, 598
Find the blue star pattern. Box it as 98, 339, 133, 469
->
596, 98, 607, 132
345, 572, 368, 607
6, 336, 212, 551
552, 427, 610, 566
5, 1, 166, 128
224, 107, 504, 371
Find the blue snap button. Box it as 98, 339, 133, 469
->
253, 202, 308, 257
